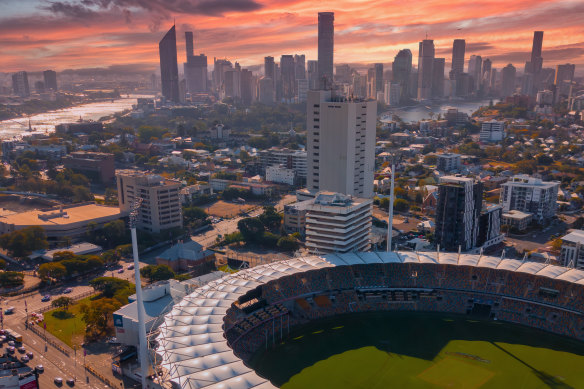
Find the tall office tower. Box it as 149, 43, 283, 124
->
159, 25, 180, 103
468, 55, 482, 91
306, 90, 376, 198
481, 58, 492, 90
374, 63, 384, 92
392, 49, 412, 100
367, 68, 376, 99
490, 68, 497, 91
185, 31, 194, 58
432, 58, 445, 98
318, 12, 334, 89
435, 176, 483, 252
183, 31, 208, 93
116, 170, 182, 233
335, 64, 351, 84
307, 60, 318, 90
449, 39, 465, 80
417, 39, 435, 101
409, 70, 418, 98
280, 55, 296, 103
212, 58, 232, 92
530, 31, 544, 74
352, 73, 368, 98
223, 69, 241, 99
501, 64, 516, 97
555, 64, 575, 85
258, 77, 274, 104
34, 81, 45, 93
43, 70, 57, 91
240, 69, 253, 106
11, 71, 30, 97
294, 54, 306, 80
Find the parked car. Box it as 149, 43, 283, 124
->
21, 355, 29, 363
66, 378, 75, 386
127, 265, 134, 270
35, 364, 44, 373
54, 377, 63, 385
41, 295, 51, 302
63, 288, 73, 294
4, 307, 14, 314
7, 346, 15, 353
26, 351, 33, 359
117, 269, 124, 274
17, 346, 25, 353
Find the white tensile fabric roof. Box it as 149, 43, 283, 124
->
156, 251, 584, 389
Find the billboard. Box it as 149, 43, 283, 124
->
113, 313, 124, 328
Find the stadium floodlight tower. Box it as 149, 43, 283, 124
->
387, 155, 396, 252
130, 198, 149, 388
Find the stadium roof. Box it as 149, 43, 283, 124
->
155, 251, 584, 389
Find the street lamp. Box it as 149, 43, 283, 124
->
130, 198, 149, 389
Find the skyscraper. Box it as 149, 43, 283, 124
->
481, 58, 492, 91
374, 63, 384, 92
530, 31, 544, 74
392, 49, 412, 100
449, 39, 465, 80
307, 60, 318, 90
280, 55, 296, 103
432, 58, 445, 98
183, 31, 208, 93
11, 71, 29, 97
501, 64, 516, 97
43, 70, 57, 91
417, 39, 434, 101
306, 90, 376, 198
159, 25, 180, 103
264, 56, 275, 84
318, 12, 334, 89
554, 63, 575, 85
212, 58, 232, 93
468, 55, 482, 91
294, 54, 306, 80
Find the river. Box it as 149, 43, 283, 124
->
381, 98, 496, 123
0, 94, 154, 140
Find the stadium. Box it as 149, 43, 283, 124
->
154, 251, 584, 388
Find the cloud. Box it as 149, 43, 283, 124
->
42, 1, 98, 19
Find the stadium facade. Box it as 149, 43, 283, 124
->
155, 252, 584, 389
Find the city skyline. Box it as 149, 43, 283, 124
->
1, 1, 584, 73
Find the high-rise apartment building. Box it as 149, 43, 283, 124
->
432, 58, 445, 98
500, 175, 559, 223
393, 49, 412, 100
11, 71, 30, 97
159, 25, 180, 103
258, 148, 307, 178
185, 31, 194, 58
560, 230, 584, 269
258, 77, 274, 104
264, 56, 275, 82
305, 192, 372, 254
240, 69, 253, 106
501, 64, 516, 97
480, 120, 505, 142
212, 58, 232, 93
417, 39, 435, 101
43, 70, 57, 91
294, 54, 306, 80
449, 39, 465, 80
116, 170, 182, 233
306, 90, 376, 198
318, 12, 334, 89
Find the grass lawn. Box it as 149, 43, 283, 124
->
40, 296, 92, 348
251, 312, 584, 388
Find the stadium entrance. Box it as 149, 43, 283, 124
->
470, 302, 492, 319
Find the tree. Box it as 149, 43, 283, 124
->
0, 226, 48, 258
89, 277, 132, 298
237, 217, 265, 243
551, 238, 563, 252
259, 206, 282, 230
423, 155, 437, 165
80, 298, 122, 339
394, 198, 410, 212
38, 262, 67, 282
0, 271, 24, 288
0, 259, 6, 270
51, 296, 74, 311
183, 206, 209, 229
140, 264, 175, 282
276, 235, 299, 251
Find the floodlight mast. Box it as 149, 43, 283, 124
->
130, 198, 149, 389
387, 157, 395, 252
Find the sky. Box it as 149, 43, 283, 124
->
1, 0, 584, 74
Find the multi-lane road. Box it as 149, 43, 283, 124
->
1, 261, 148, 388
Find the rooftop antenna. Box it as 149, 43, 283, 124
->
130, 198, 149, 389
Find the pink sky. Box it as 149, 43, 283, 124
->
1, 0, 583, 73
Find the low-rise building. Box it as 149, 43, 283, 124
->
265, 165, 295, 185
0, 203, 123, 242
156, 239, 215, 273
480, 120, 505, 142
305, 192, 372, 254
502, 210, 533, 231
436, 153, 461, 172
560, 230, 584, 269
63, 151, 115, 183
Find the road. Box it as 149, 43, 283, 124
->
192, 195, 297, 248
0, 260, 149, 388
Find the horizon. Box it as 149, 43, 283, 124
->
1, 0, 584, 75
